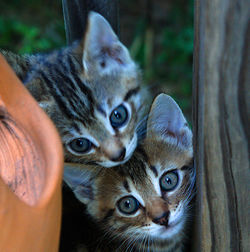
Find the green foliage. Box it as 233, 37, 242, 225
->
130, 0, 194, 114
0, 0, 193, 117
0, 16, 65, 54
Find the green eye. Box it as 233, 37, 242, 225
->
160, 171, 179, 191
110, 105, 128, 128
117, 196, 139, 215
69, 138, 92, 154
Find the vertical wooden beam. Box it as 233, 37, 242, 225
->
62, 0, 119, 44
193, 0, 249, 251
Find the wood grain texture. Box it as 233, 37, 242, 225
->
193, 0, 250, 251
62, 0, 119, 44
0, 54, 64, 252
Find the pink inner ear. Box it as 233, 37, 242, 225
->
163, 129, 176, 138
163, 128, 189, 147
101, 46, 124, 65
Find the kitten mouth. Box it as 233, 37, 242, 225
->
97, 157, 131, 167
97, 155, 131, 168
162, 223, 176, 231
118, 152, 132, 164
164, 219, 183, 230
149, 220, 183, 240
98, 161, 121, 168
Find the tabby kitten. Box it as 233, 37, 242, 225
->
2, 12, 146, 167
64, 94, 195, 252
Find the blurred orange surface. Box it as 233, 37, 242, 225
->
0, 54, 63, 252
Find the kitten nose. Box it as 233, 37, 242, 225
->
110, 148, 126, 162
152, 211, 170, 226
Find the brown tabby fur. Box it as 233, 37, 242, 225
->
64, 94, 195, 252
1, 12, 148, 168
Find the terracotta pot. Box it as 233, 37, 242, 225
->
0, 54, 63, 252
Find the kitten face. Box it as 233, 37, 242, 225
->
92, 150, 193, 251
23, 12, 146, 168
64, 94, 195, 251
60, 71, 143, 168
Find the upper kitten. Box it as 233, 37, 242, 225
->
1, 12, 146, 168
64, 94, 195, 252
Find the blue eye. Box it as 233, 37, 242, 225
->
160, 171, 179, 191
110, 105, 128, 128
69, 138, 92, 154
117, 196, 139, 215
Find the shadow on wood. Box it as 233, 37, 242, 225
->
0, 54, 64, 252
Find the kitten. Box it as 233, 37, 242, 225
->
1, 12, 147, 168
64, 94, 195, 252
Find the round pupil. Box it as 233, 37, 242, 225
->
160, 171, 178, 191
114, 110, 122, 119
124, 200, 131, 209
76, 139, 84, 147
165, 176, 172, 184
110, 105, 128, 128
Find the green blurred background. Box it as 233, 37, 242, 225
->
0, 0, 193, 121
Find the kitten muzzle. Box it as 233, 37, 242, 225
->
152, 211, 170, 226
110, 147, 126, 162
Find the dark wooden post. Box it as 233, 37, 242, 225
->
193, 0, 249, 251
62, 0, 119, 44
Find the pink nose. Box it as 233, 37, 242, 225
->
110, 148, 126, 162
152, 211, 170, 226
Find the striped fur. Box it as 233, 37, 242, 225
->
1, 12, 148, 168
64, 94, 195, 252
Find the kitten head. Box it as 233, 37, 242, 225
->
64, 94, 195, 251
26, 12, 146, 168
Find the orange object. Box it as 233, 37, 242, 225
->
0, 54, 63, 252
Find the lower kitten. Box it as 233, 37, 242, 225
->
64, 94, 195, 251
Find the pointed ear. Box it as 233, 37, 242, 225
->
147, 94, 192, 149
63, 163, 98, 204
82, 11, 135, 76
